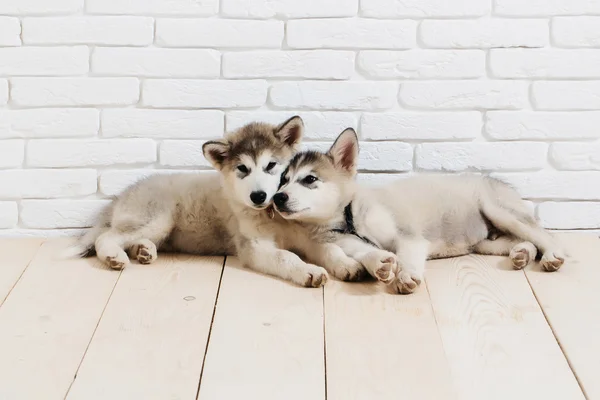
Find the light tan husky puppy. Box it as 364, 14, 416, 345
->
71, 118, 362, 287
273, 129, 565, 294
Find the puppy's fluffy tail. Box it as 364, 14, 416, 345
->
61, 226, 103, 259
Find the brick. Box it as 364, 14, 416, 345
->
416, 142, 548, 171
287, 19, 416, 49
270, 82, 398, 110
361, 112, 481, 140
0, 80, 7, 105
0, 169, 97, 199
420, 19, 548, 49
223, 50, 354, 79
99, 170, 206, 196
0, 229, 89, 238
538, 202, 600, 229
87, 0, 217, 16
0, 17, 21, 46
27, 139, 156, 168
92, 48, 220, 78
156, 19, 283, 48
357, 173, 412, 185
492, 172, 600, 200
401, 81, 528, 110
0, 109, 98, 139
0, 47, 88, 76
11, 78, 139, 107
102, 109, 224, 139
303, 142, 413, 172
495, 0, 600, 16
21, 200, 111, 229
490, 49, 600, 78
358, 50, 484, 78
160, 141, 212, 168
0, 140, 24, 168
143, 79, 267, 108
0, 0, 82, 15
23, 17, 153, 46
487, 111, 600, 140
553, 17, 600, 48
532, 81, 600, 110
0, 202, 18, 229
361, 0, 489, 17
222, 0, 357, 18
226, 111, 357, 140
551, 142, 600, 170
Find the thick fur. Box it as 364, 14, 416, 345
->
275, 129, 565, 294
70, 118, 362, 287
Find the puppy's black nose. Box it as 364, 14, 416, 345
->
273, 192, 289, 208
250, 191, 267, 205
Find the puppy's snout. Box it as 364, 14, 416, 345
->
250, 191, 267, 205
273, 192, 289, 208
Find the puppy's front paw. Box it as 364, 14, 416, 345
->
389, 270, 422, 295
297, 264, 328, 288
332, 257, 367, 282
541, 250, 565, 272
105, 251, 130, 270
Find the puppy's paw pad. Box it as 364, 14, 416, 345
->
106, 256, 128, 270
541, 252, 565, 272
510, 248, 531, 270
136, 244, 157, 265
389, 271, 421, 295
375, 256, 396, 284
304, 268, 328, 287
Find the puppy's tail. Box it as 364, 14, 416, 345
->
61, 226, 104, 259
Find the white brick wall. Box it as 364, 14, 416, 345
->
0, 0, 598, 234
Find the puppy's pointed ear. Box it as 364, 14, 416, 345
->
202, 140, 229, 170
327, 128, 359, 174
274, 116, 303, 148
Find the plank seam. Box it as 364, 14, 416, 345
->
62, 267, 124, 400
195, 255, 226, 400
0, 238, 46, 308
322, 286, 328, 400
523, 270, 589, 400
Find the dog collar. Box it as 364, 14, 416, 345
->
331, 202, 380, 248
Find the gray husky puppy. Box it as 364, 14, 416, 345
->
72, 117, 362, 287
273, 128, 565, 294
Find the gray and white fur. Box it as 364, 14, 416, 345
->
274, 128, 566, 294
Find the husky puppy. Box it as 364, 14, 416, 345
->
273, 128, 566, 294
72, 117, 361, 287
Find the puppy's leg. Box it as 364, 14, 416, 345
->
95, 229, 130, 270
335, 236, 397, 283
473, 236, 537, 270
481, 204, 564, 271
299, 240, 367, 282
390, 236, 429, 294
238, 239, 328, 287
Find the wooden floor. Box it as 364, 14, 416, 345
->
0, 234, 598, 400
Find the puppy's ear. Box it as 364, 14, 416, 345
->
202, 140, 229, 170
327, 128, 359, 174
274, 116, 303, 148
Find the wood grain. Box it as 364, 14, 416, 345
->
525, 233, 600, 399
0, 238, 44, 306
66, 254, 224, 400
325, 278, 456, 400
426, 254, 584, 400
198, 257, 326, 400
0, 239, 120, 400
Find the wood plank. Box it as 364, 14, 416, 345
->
199, 257, 325, 400
66, 254, 223, 400
325, 279, 456, 400
525, 233, 600, 399
426, 254, 584, 400
0, 239, 120, 400
0, 238, 44, 305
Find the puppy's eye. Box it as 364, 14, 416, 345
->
266, 162, 277, 172
237, 165, 249, 174
302, 175, 318, 185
